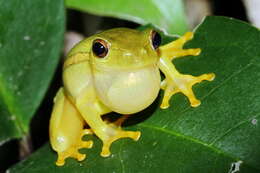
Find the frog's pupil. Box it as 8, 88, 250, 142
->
152, 31, 161, 50
92, 40, 108, 58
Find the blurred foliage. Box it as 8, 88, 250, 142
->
66, 0, 188, 35
0, 0, 64, 144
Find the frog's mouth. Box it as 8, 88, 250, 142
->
93, 65, 161, 114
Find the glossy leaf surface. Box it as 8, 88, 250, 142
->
0, 0, 65, 143
10, 16, 260, 172
65, 0, 188, 35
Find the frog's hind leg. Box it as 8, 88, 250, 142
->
49, 88, 93, 166
158, 32, 215, 109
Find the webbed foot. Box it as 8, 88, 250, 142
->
99, 115, 140, 157
158, 31, 215, 109
55, 129, 93, 166
100, 126, 141, 157
160, 73, 215, 109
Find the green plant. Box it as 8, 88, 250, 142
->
0, 0, 259, 172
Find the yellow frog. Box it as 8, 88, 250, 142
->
49, 28, 215, 166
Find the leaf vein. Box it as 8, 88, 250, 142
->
138, 123, 239, 161
210, 113, 260, 145
178, 62, 253, 117
119, 140, 126, 173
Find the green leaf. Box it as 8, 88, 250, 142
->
9, 16, 260, 172
0, 0, 65, 143
65, 0, 188, 35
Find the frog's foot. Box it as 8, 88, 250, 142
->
159, 32, 201, 60
160, 73, 215, 109
158, 31, 215, 109
55, 130, 94, 166
100, 125, 141, 157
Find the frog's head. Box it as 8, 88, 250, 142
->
90, 28, 162, 114
67, 28, 162, 114
89, 28, 161, 71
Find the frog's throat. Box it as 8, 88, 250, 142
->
93, 65, 161, 114
93, 58, 159, 72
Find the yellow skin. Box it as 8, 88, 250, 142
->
49, 28, 215, 166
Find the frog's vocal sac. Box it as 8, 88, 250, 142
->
49, 28, 215, 166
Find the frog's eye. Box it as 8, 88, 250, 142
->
151, 30, 161, 50
92, 39, 109, 58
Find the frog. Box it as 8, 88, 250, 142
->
49, 28, 215, 166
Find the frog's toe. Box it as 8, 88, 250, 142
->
159, 31, 201, 60
57, 149, 86, 165
183, 32, 194, 40
82, 129, 94, 136
174, 48, 201, 58
56, 151, 74, 166
160, 87, 181, 109
163, 32, 194, 49
72, 152, 86, 161
55, 139, 92, 166
189, 48, 201, 56
79, 129, 94, 148
207, 73, 215, 81
54, 131, 93, 166
182, 87, 201, 107
80, 140, 93, 149
190, 98, 201, 107
160, 101, 169, 109
191, 73, 215, 84
56, 153, 66, 166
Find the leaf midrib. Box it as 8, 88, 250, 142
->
138, 123, 260, 171
210, 112, 260, 145
139, 123, 231, 157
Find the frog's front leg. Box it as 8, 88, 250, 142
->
49, 88, 93, 166
75, 92, 141, 157
158, 32, 215, 109
159, 32, 201, 60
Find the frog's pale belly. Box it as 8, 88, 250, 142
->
94, 65, 161, 114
